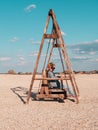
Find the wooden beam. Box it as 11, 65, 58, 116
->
48, 9, 61, 38
26, 36, 45, 103
53, 43, 63, 48
49, 89, 65, 92
44, 16, 50, 34
44, 34, 59, 39
36, 94, 64, 99
34, 77, 70, 80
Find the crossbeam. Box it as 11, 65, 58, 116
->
44, 34, 59, 39
34, 77, 70, 80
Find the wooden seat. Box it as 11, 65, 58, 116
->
36, 70, 67, 100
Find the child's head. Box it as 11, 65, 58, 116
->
47, 62, 55, 70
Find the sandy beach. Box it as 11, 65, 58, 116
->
0, 74, 98, 130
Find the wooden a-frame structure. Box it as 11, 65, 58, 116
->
26, 9, 79, 104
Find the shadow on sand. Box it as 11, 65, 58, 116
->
11, 87, 75, 104
11, 86, 28, 104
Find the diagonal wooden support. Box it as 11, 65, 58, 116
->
26, 36, 45, 103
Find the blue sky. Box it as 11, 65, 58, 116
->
0, 0, 98, 73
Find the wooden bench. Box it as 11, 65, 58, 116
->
36, 70, 67, 101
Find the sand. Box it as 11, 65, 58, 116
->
0, 74, 98, 130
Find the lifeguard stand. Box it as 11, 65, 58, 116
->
26, 9, 79, 103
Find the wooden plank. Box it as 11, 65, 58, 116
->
36, 94, 64, 99
49, 89, 65, 92
53, 43, 63, 48
34, 77, 70, 80
44, 34, 59, 39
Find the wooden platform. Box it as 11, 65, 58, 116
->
36, 88, 66, 100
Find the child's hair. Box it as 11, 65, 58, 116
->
47, 62, 55, 69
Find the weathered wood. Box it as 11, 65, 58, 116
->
36, 94, 64, 99
26, 36, 45, 103
41, 70, 49, 95
48, 9, 61, 37
34, 77, 70, 80
61, 43, 79, 100
53, 43, 63, 48
47, 46, 53, 65
49, 89, 65, 92
44, 86, 49, 95
44, 34, 59, 39
44, 15, 50, 34
40, 87, 45, 94
49, 88, 65, 94
27, 9, 79, 104
60, 39, 79, 103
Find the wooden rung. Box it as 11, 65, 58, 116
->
53, 43, 63, 48
34, 77, 70, 80
44, 34, 59, 39
49, 88, 65, 92
36, 94, 64, 99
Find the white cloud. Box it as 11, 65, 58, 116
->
72, 56, 89, 60
80, 51, 85, 54
30, 39, 41, 44
61, 31, 67, 36
17, 61, 26, 66
10, 37, 19, 43
29, 51, 46, 57
16, 55, 25, 66
29, 51, 38, 56
95, 59, 98, 62
72, 48, 81, 51
25, 4, 36, 12
69, 39, 98, 47
0, 57, 11, 61
32, 41, 41, 44
68, 40, 98, 55
94, 39, 98, 43
89, 51, 96, 55
19, 57, 25, 61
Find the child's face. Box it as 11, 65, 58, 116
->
51, 65, 55, 71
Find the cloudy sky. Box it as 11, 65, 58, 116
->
0, 0, 98, 73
